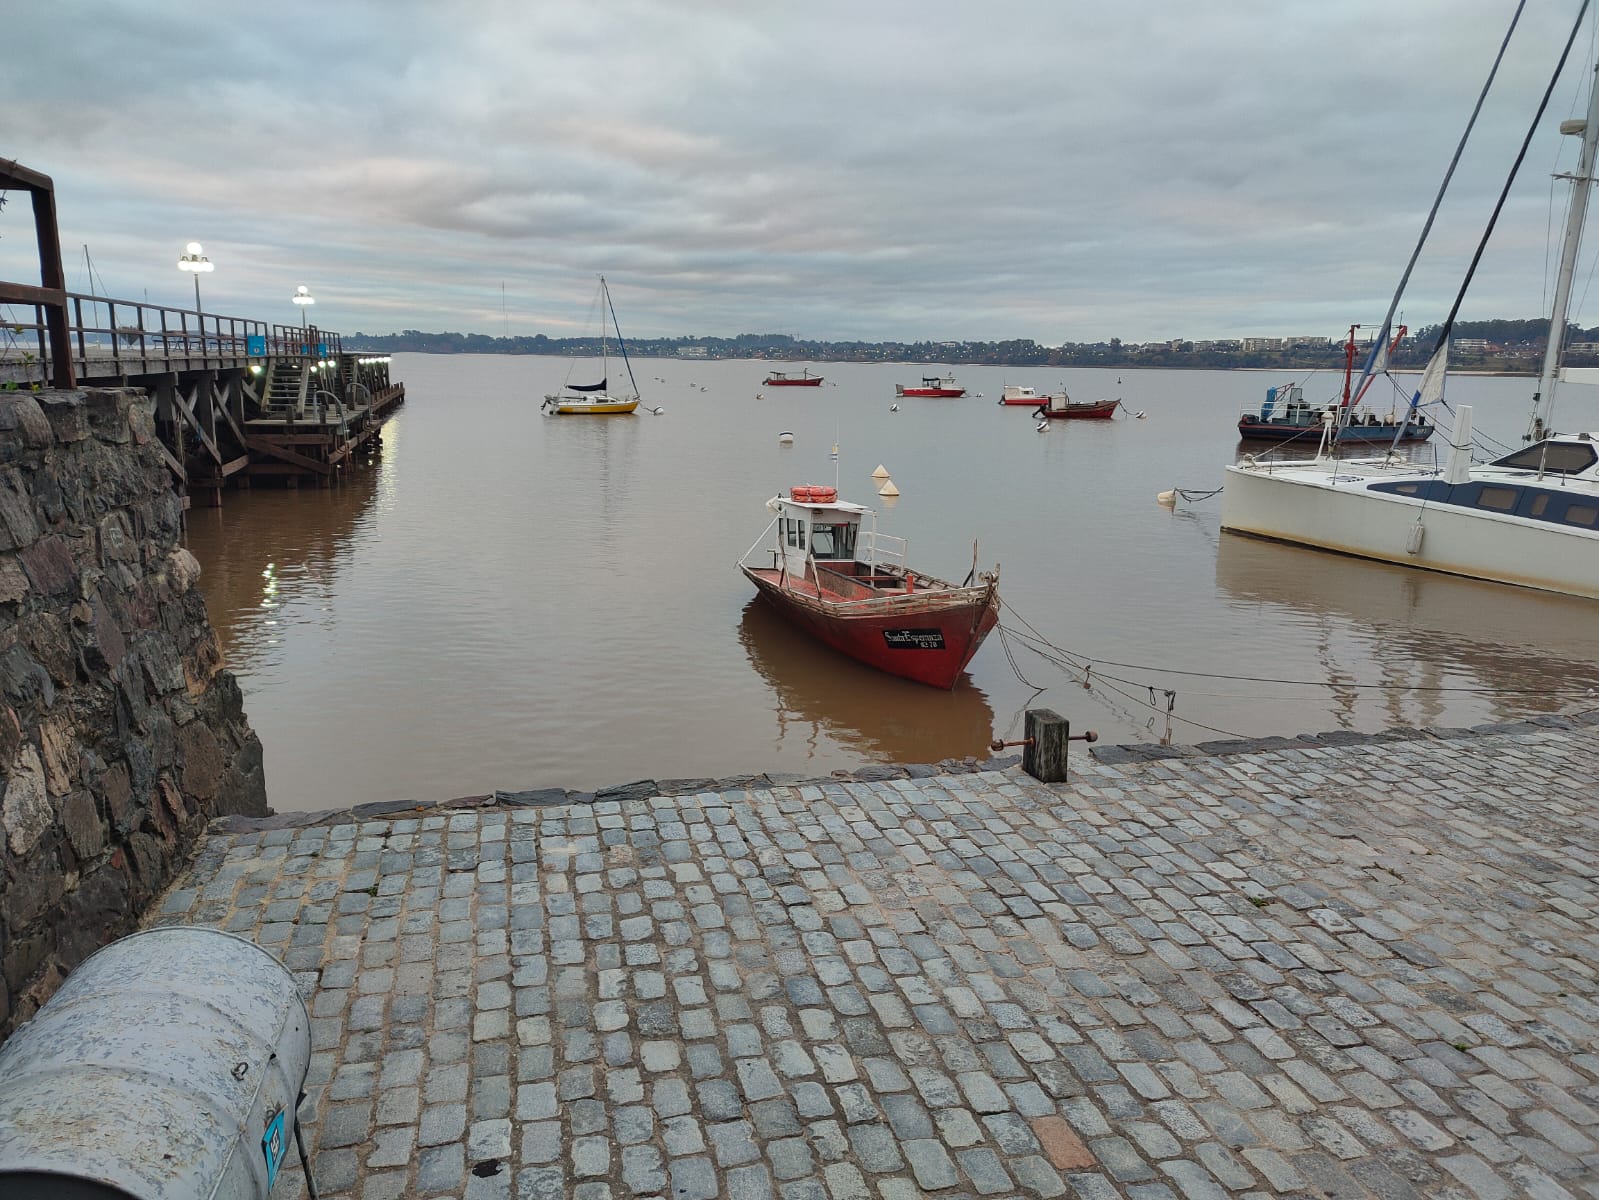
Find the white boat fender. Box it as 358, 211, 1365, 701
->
1406, 520, 1425, 555
1157, 489, 1177, 508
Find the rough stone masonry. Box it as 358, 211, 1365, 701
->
159, 718, 1599, 1199
0, 388, 265, 1035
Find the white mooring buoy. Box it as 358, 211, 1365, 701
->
778, 431, 795, 444
871, 464, 890, 479
1157, 489, 1177, 507
878, 479, 900, 497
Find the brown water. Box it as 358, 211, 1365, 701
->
182, 354, 1599, 810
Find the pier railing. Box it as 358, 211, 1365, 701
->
1, 292, 347, 385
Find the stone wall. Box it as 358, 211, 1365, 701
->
0, 388, 265, 1035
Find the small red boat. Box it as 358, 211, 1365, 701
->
896, 374, 966, 398
739, 486, 999, 689
764, 369, 825, 387
1039, 392, 1120, 420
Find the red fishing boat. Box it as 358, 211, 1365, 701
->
764, 368, 825, 386
895, 374, 966, 398
1038, 392, 1120, 420
738, 486, 1000, 689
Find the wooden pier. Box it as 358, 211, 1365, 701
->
0, 159, 405, 506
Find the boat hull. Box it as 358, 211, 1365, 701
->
999, 396, 1043, 406
1042, 400, 1119, 420
1220, 463, 1599, 600
896, 385, 966, 397
740, 566, 999, 688
546, 396, 640, 415
1237, 418, 1434, 443
765, 378, 824, 387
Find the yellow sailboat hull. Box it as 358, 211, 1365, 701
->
544, 395, 640, 415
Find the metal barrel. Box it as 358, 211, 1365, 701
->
0, 927, 311, 1200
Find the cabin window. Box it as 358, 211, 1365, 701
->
810, 522, 858, 560
1489, 443, 1599, 473
1528, 494, 1549, 518
1566, 505, 1598, 527
784, 518, 805, 548
1476, 487, 1518, 512
1395, 484, 1421, 495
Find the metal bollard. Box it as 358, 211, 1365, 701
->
0, 927, 312, 1199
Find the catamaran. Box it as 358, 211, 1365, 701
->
1221, 10, 1599, 601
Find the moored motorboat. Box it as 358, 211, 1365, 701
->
999, 384, 1050, 406
764, 369, 825, 387
1038, 392, 1119, 420
896, 375, 966, 398
1239, 326, 1433, 444
737, 486, 999, 688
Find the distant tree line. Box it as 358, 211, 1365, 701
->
347, 318, 1598, 372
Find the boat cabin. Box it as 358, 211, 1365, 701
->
1259, 384, 1310, 423
765, 487, 912, 592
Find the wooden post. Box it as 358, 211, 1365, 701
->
1022, 708, 1071, 783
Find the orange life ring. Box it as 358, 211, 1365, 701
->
810, 486, 837, 502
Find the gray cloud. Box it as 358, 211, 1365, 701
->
2, 0, 1594, 342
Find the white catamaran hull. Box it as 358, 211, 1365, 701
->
1221, 463, 1599, 600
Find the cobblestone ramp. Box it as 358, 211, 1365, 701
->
157, 726, 1599, 1199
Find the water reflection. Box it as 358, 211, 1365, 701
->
738, 598, 996, 762
1214, 535, 1599, 726
183, 443, 386, 674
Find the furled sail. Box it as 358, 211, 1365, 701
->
569, 378, 608, 392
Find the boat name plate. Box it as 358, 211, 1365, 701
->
883, 629, 946, 650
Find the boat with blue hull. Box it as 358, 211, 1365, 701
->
1237, 383, 1435, 444
1237, 324, 1434, 445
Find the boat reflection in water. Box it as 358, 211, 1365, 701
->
1214, 534, 1599, 731
737, 598, 996, 764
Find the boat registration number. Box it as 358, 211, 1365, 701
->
884, 628, 945, 650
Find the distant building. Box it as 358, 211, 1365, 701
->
1242, 337, 1282, 352
678, 345, 708, 358
1454, 339, 1491, 353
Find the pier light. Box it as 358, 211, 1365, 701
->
293, 284, 315, 329
177, 242, 214, 333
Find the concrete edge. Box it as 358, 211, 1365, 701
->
208, 755, 1028, 832
1084, 707, 1599, 767
208, 707, 1599, 833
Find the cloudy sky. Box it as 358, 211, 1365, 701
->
3, 0, 1598, 344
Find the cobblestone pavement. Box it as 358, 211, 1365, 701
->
158, 725, 1599, 1199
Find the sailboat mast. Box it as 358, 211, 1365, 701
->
598, 275, 610, 387
1530, 56, 1599, 441
603, 277, 642, 399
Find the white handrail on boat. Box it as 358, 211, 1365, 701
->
859, 531, 906, 574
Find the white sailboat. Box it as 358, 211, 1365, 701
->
1221, 24, 1599, 601
542, 276, 642, 415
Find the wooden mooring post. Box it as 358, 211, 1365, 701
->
993, 709, 1097, 783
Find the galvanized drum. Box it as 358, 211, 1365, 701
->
0, 927, 311, 1199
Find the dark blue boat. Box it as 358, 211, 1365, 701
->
1237, 383, 1434, 444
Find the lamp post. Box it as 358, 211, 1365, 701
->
177, 241, 214, 353
293, 284, 315, 330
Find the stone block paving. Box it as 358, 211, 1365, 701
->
157, 725, 1599, 1198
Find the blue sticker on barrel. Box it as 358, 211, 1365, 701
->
262, 1108, 287, 1188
